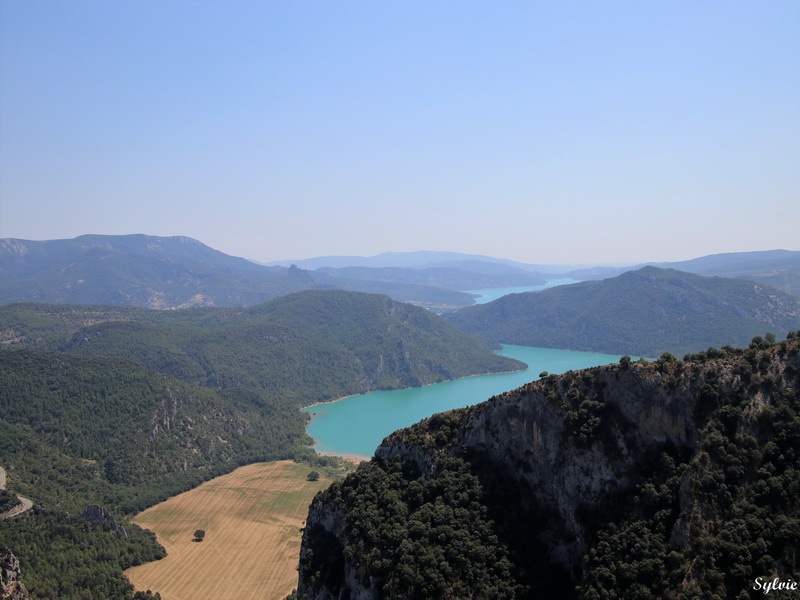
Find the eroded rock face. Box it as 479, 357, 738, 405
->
79, 504, 127, 537
298, 340, 800, 599
0, 547, 30, 600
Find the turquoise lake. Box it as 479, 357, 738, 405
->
302, 344, 631, 459
463, 278, 579, 304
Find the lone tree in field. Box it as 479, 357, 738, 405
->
307, 471, 320, 482
193, 529, 206, 542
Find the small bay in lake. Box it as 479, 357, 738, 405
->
302, 344, 633, 459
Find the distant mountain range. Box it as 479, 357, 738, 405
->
2, 235, 798, 312
0, 234, 315, 309
271, 248, 800, 298
566, 249, 800, 297
447, 266, 800, 357
263, 250, 568, 273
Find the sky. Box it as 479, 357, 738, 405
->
1, 1, 798, 265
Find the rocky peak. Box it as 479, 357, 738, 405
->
0, 547, 30, 600
79, 504, 127, 537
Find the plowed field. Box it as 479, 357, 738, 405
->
125, 461, 331, 600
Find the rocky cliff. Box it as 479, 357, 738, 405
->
298, 335, 800, 599
0, 547, 29, 600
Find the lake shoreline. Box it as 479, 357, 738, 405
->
301, 353, 530, 412
302, 345, 632, 458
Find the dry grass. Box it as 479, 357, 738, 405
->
125, 460, 330, 600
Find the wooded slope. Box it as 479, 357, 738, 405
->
447, 267, 800, 357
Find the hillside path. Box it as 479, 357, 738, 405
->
0, 467, 33, 519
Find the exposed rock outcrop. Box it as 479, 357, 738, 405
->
0, 547, 30, 600
299, 337, 800, 599
79, 504, 127, 537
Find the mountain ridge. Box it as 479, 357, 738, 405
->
0, 290, 524, 406
446, 266, 800, 357
3, 236, 798, 312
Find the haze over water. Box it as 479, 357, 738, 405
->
464, 278, 580, 304
303, 344, 633, 459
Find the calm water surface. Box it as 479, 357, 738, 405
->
464, 278, 579, 304
303, 344, 630, 458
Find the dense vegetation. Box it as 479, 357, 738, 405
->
0, 510, 164, 600
299, 334, 800, 599
0, 289, 522, 599
447, 266, 800, 357
0, 349, 312, 511
0, 490, 18, 514
301, 454, 519, 599
0, 348, 312, 599
0, 291, 522, 404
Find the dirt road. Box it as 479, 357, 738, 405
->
0, 466, 33, 519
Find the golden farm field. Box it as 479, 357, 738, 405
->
125, 460, 331, 600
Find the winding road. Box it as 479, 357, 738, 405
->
0, 467, 33, 519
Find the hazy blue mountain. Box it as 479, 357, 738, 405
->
315, 266, 547, 291
656, 249, 800, 297
5, 236, 796, 313
0, 236, 487, 310
566, 250, 800, 297
0, 234, 316, 308
266, 250, 568, 273
446, 266, 800, 357
269, 249, 800, 298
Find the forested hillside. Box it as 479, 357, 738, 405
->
299, 334, 800, 599
0, 289, 522, 599
447, 267, 800, 357
0, 349, 310, 510
0, 348, 314, 599
1, 291, 522, 404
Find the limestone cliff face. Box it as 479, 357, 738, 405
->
0, 547, 30, 600
298, 339, 800, 599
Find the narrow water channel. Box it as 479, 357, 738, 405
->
303, 344, 632, 458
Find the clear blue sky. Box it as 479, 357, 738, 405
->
1, 1, 798, 265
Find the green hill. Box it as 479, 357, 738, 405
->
0, 290, 522, 599
447, 267, 800, 357
0, 347, 309, 600
1, 291, 523, 405
0, 348, 308, 514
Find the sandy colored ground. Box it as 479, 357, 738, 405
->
125, 460, 331, 600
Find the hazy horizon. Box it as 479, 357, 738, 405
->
3, 231, 797, 271
1, 2, 798, 265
